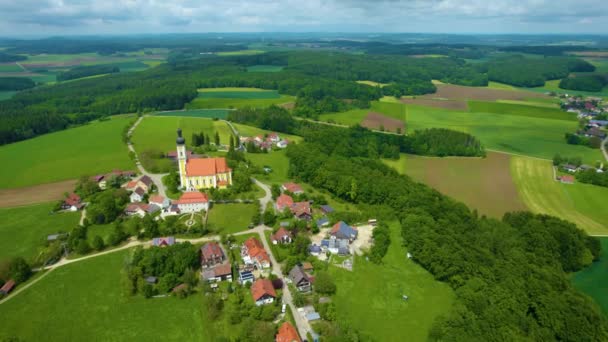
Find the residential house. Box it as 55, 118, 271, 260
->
282, 182, 304, 195
91, 174, 106, 189
320, 205, 334, 215
152, 236, 175, 247
301, 262, 313, 273
271, 227, 292, 245
149, 195, 170, 209
316, 217, 329, 228
242, 237, 271, 269
276, 322, 302, 342
323, 237, 350, 255
289, 265, 312, 293
202, 263, 233, 282
174, 191, 209, 213
251, 279, 276, 306
0, 279, 16, 295
200, 242, 226, 268
239, 270, 255, 284
586, 127, 607, 139
130, 187, 145, 203
276, 194, 294, 212
330, 221, 358, 242
62, 193, 84, 211
559, 175, 575, 184
309, 244, 322, 256
268, 133, 280, 143
125, 203, 149, 217
291, 201, 312, 221
563, 164, 578, 173
590, 120, 608, 127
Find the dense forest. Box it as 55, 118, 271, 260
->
0, 77, 36, 91
285, 125, 608, 341
0, 52, 27, 63
560, 74, 608, 92
56, 64, 120, 82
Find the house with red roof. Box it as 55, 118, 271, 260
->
174, 191, 209, 213
200, 242, 226, 268
149, 195, 170, 209
251, 279, 276, 306
271, 227, 293, 245
276, 322, 301, 342
282, 182, 304, 195
123, 175, 154, 193
62, 193, 84, 211
276, 194, 294, 212
125, 202, 152, 217
559, 175, 575, 184
291, 201, 312, 221
242, 237, 271, 269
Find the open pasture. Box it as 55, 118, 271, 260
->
319, 101, 406, 126
468, 101, 574, 121
384, 152, 526, 218
206, 203, 258, 234
0, 116, 134, 189
361, 112, 405, 133
510, 156, 608, 235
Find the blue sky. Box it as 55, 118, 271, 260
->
0, 0, 607, 36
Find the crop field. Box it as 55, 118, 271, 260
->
510, 156, 608, 235
0, 116, 134, 189
319, 101, 406, 126
247, 65, 284, 72
496, 99, 560, 109
329, 223, 454, 342
487, 81, 518, 90
361, 112, 405, 133
0, 202, 80, 262
0, 250, 214, 341
401, 98, 468, 111
468, 101, 575, 121
0, 179, 77, 208
384, 152, 526, 218
572, 237, 608, 314
419, 83, 550, 101
406, 104, 603, 164
206, 203, 258, 234
154, 109, 231, 119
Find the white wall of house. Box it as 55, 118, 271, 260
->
177, 202, 209, 213
255, 296, 275, 306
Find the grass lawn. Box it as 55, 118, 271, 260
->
207, 203, 258, 234
468, 100, 574, 121
86, 224, 114, 245
511, 156, 608, 235
247, 65, 284, 72
384, 152, 527, 218
496, 99, 560, 109
0, 116, 135, 189
154, 109, 231, 119
0, 202, 80, 262
247, 150, 291, 184
0, 250, 215, 341
0, 63, 22, 72
329, 222, 454, 341
319, 101, 406, 126
406, 104, 604, 164
572, 237, 608, 314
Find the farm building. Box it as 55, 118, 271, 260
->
62, 193, 84, 211
0, 279, 16, 295
559, 175, 575, 184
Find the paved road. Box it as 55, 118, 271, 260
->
126, 115, 169, 198
252, 178, 273, 212
602, 136, 608, 163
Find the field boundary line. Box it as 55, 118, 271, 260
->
486, 149, 552, 162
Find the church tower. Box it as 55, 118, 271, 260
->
176, 128, 187, 189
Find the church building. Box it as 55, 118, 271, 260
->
176, 129, 232, 190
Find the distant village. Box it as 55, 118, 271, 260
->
561, 95, 608, 144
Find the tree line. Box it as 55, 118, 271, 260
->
560, 74, 608, 92
0, 77, 36, 91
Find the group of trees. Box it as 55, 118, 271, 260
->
565, 132, 602, 149
0, 52, 27, 62
190, 130, 220, 148
409, 128, 485, 157
560, 74, 608, 92
0, 77, 36, 91
576, 169, 608, 188
86, 188, 130, 224
368, 222, 391, 264
285, 124, 608, 341
56, 64, 120, 82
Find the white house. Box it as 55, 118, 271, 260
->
130, 187, 145, 203
174, 191, 209, 213
149, 195, 170, 209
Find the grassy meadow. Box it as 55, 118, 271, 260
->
487, 81, 518, 90
384, 152, 527, 218
572, 237, 608, 313
468, 101, 574, 121
0, 116, 134, 189
511, 156, 608, 235
206, 203, 258, 234
155, 109, 231, 119
246, 150, 291, 184
528, 80, 608, 98
187, 88, 295, 109
0, 250, 213, 341
0, 202, 80, 262
329, 223, 454, 341
319, 101, 407, 126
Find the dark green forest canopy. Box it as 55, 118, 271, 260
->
56, 64, 121, 82
0, 77, 35, 91
560, 74, 608, 92
285, 125, 608, 341
0, 52, 27, 63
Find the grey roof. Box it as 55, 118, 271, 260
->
309, 244, 322, 253
134, 187, 145, 196
306, 313, 321, 321
320, 205, 334, 213
332, 221, 358, 240
289, 265, 310, 285
316, 217, 329, 227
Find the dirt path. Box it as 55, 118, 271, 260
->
0, 179, 77, 208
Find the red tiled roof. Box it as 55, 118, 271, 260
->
283, 182, 303, 193
213, 263, 232, 277
186, 157, 231, 177
1, 279, 15, 294
125, 180, 138, 189
272, 227, 291, 242
64, 193, 81, 206
291, 202, 311, 217
149, 195, 165, 204
244, 237, 270, 264
560, 175, 575, 183
126, 203, 149, 212
276, 322, 301, 342
174, 192, 209, 204
251, 279, 276, 301
276, 194, 294, 211
201, 242, 224, 260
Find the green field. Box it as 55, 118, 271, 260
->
384, 152, 527, 218
528, 80, 608, 98
216, 50, 264, 56
0, 250, 213, 341
206, 203, 258, 234
0, 63, 22, 72
155, 109, 231, 119
572, 237, 608, 313
468, 101, 575, 121
319, 101, 407, 126
511, 156, 608, 235
246, 150, 291, 184
0, 203, 80, 262
247, 65, 284, 72
188, 88, 295, 109
406, 104, 603, 164
0, 116, 135, 189
496, 99, 560, 108
0, 91, 17, 100
329, 223, 454, 341
487, 81, 518, 90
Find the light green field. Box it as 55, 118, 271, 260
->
0, 202, 80, 262
187, 95, 295, 110
207, 203, 258, 234
247, 65, 284, 72
356, 80, 389, 87
0, 250, 213, 341
0, 63, 22, 72
468, 100, 574, 121
487, 81, 518, 90
0, 116, 135, 189
0, 91, 16, 100
319, 101, 406, 126
406, 104, 603, 164
384, 152, 527, 218
329, 223, 454, 341
216, 50, 264, 56
497, 100, 560, 109
572, 237, 608, 313
511, 156, 608, 235
246, 150, 291, 184
155, 109, 231, 119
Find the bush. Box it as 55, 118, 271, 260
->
9, 257, 31, 283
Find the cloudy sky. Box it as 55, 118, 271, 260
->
0, 0, 607, 36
